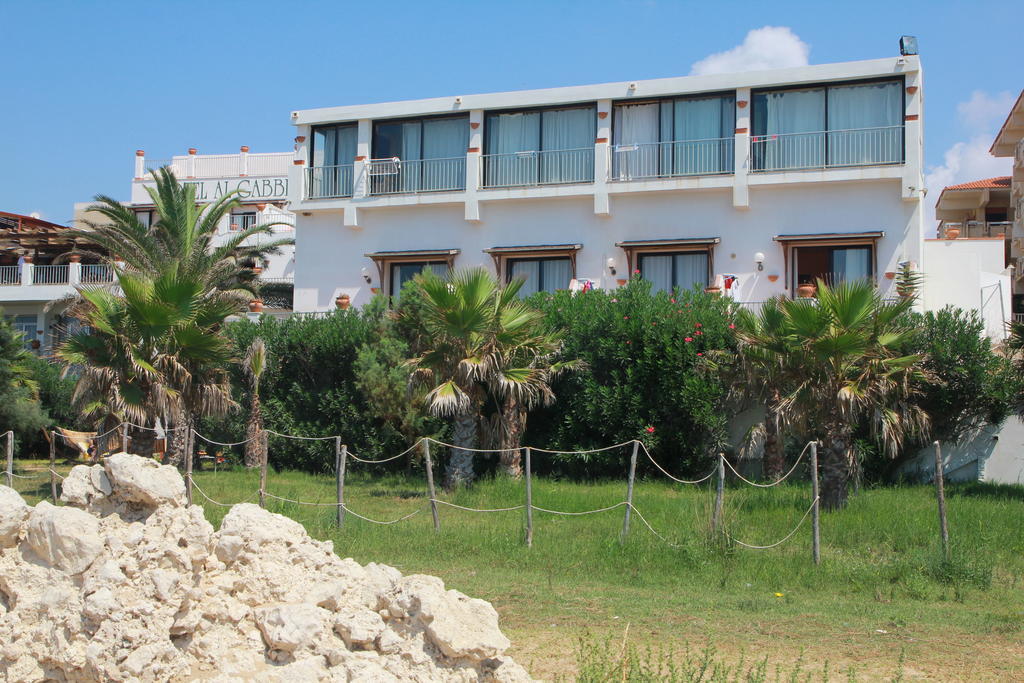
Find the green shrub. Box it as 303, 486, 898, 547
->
525, 278, 735, 478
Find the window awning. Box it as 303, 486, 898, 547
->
483, 244, 582, 280
614, 237, 720, 273
773, 231, 884, 244
364, 249, 460, 283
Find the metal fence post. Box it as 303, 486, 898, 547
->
336, 437, 347, 528
712, 453, 725, 536
121, 423, 129, 453
423, 440, 440, 533
810, 441, 821, 565
621, 441, 639, 542
524, 447, 533, 547
934, 441, 950, 561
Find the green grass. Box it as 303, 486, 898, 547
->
8, 460, 1024, 680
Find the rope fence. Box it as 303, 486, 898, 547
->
5, 423, 866, 564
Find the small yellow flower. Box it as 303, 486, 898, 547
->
774, 592, 784, 597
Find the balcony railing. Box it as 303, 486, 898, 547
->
481, 148, 594, 188
306, 165, 354, 199
751, 126, 903, 172
81, 264, 115, 284
0, 266, 21, 286
369, 157, 466, 195
611, 138, 734, 181
32, 264, 69, 285
143, 153, 292, 179
942, 221, 1013, 239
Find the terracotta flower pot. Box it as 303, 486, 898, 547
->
616, 278, 627, 286
69, 254, 82, 263
704, 286, 722, 295
248, 299, 264, 313
796, 283, 817, 299
252, 266, 263, 275
945, 227, 960, 240
30, 339, 40, 350
766, 274, 779, 283
335, 294, 351, 310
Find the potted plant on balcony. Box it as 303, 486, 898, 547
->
945, 225, 961, 239
335, 293, 351, 310
796, 281, 817, 299
248, 299, 264, 313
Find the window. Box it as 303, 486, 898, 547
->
372, 116, 469, 193
637, 252, 710, 293
136, 210, 152, 228
613, 95, 735, 179
389, 262, 447, 298
10, 315, 37, 351
792, 245, 872, 289
230, 212, 256, 231
752, 79, 903, 170
484, 105, 595, 187
310, 123, 357, 198
508, 257, 572, 296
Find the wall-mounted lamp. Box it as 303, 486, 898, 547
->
606, 257, 617, 275
361, 267, 372, 284
754, 252, 765, 271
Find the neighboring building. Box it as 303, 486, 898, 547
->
75, 147, 299, 313
935, 176, 1013, 242
0, 210, 113, 354
990, 90, 1024, 316
286, 54, 925, 311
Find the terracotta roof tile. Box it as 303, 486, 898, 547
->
944, 177, 1011, 191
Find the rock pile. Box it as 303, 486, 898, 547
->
0, 454, 532, 682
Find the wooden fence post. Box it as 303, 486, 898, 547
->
712, 453, 725, 536
934, 441, 950, 561
50, 431, 58, 502
258, 430, 268, 509
336, 437, 347, 528
121, 423, 128, 453
5, 431, 12, 488
621, 441, 639, 542
423, 440, 440, 533
524, 447, 533, 547
810, 441, 821, 565
184, 428, 193, 506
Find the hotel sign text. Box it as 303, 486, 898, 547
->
181, 177, 289, 201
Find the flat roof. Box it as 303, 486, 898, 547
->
293, 56, 918, 126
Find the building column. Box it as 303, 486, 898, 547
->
289, 128, 310, 209
733, 88, 751, 209
239, 145, 250, 176
69, 256, 82, 286
21, 257, 33, 286
465, 109, 483, 222
187, 148, 197, 178
134, 150, 145, 179
346, 119, 372, 228
594, 99, 611, 216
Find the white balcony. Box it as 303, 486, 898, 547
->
0, 262, 114, 303
142, 152, 292, 179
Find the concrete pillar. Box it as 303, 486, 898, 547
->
69, 257, 81, 286
21, 258, 33, 286
187, 148, 197, 178
733, 88, 751, 209
240, 145, 250, 176
465, 109, 483, 222
289, 127, 310, 208
134, 150, 145, 179
594, 99, 611, 216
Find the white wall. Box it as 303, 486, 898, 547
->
921, 238, 1011, 339
294, 179, 918, 311
903, 417, 1024, 485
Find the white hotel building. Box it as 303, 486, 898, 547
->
286, 55, 924, 310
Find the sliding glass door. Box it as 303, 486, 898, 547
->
373, 116, 468, 193
484, 105, 595, 187
310, 124, 357, 197
826, 81, 902, 166
637, 251, 709, 293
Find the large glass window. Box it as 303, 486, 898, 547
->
389, 262, 448, 298
310, 124, 357, 198
752, 80, 902, 170
484, 106, 595, 187
613, 95, 735, 179
793, 245, 872, 290
508, 257, 572, 296
637, 251, 709, 293
372, 116, 469, 193
10, 315, 37, 351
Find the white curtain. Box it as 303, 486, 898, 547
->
313, 125, 356, 196
541, 107, 594, 183
674, 252, 709, 290
613, 103, 660, 178
831, 247, 871, 283
422, 117, 468, 190
762, 88, 826, 169
486, 112, 540, 186
399, 122, 423, 192
509, 258, 572, 296
639, 254, 672, 293
541, 259, 572, 291
827, 81, 902, 166
510, 260, 541, 296
675, 97, 733, 174
391, 262, 447, 299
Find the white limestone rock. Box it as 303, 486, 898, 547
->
0, 485, 29, 547
25, 501, 102, 575
254, 603, 327, 652
60, 464, 112, 512
103, 452, 186, 508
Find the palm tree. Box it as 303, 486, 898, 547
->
243, 338, 267, 468
57, 266, 237, 457
734, 279, 931, 510
67, 168, 291, 456
407, 267, 577, 487
731, 298, 791, 480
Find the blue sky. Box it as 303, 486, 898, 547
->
1, 0, 1020, 225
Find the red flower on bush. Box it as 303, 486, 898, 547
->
670, 298, 676, 304
728, 323, 736, 329
645, 425, 655, 434
695, 331, 702, 336
695, 322, 702, 328
684, 336, 693, 342
697, 352, 704, 357
623, 315, 629, 320
633, 269, 641, 275
626, 340, 632, 345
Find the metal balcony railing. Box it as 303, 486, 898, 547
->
481, 148, 595, 188
943, 221, 1013, 239
81, 264, 115, 284
369, 157, 466, 195
0, 266, 20, 286
306, 165, 354, 199
143, 153, 292, 179
611, 138, 734, 181
32, 264, 69, 285
751, 126, 904, 172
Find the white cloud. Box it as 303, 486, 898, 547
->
924, 91, 1014, 233
689, 27, 810, 77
